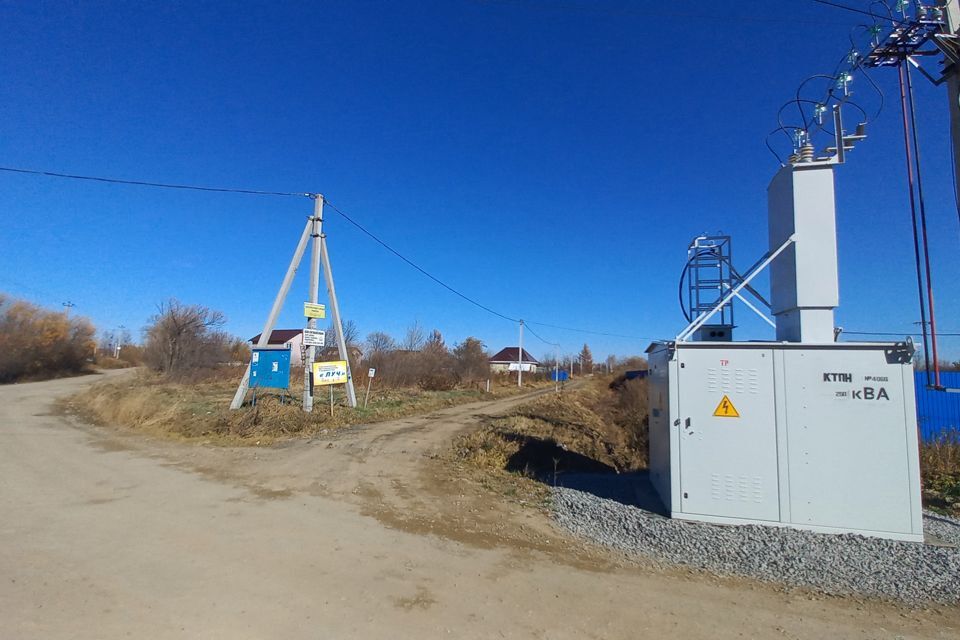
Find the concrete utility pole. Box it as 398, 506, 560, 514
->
554, 344, 559, 393
230, 210, 314, 410
303, 197, 323, 412
517, 319, 524, 388
115, 324, 125, 359
320, 235, 358, 408
943, 1, 960, 208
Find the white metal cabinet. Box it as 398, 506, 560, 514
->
781, 349, 917, 534
677, 348, 780, 522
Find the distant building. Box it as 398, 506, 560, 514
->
248, 329, 304, 366
488, 347, 540, 373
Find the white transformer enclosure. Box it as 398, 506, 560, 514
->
647, 340, 923, 542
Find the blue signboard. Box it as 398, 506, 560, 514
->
250, 348, 291, 389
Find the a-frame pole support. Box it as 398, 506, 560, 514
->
320, 234, 358, 408
230, 213, 314, 410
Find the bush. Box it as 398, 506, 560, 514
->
142, 299, 234, 379
0, 294, 96, 383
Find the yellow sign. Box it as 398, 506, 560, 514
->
313, 360, 348, 386
713, 395, 740, 418
304, 302, 326, 319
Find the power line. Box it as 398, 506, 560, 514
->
1, 163, 647, 341
524, 323, 558, 347
324, 200, 520, 324
524, 319, 647, 341
0, 166, 312, 198
809, 0, 909, 26
842, 331, 960, 337
475, 0, 848, 25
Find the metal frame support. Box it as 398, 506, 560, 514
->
677, 235, 795, 342
721, 283, 777, 329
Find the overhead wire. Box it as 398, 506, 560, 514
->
810, 0, 909, 26
0, 166, 312, 198
904, 59, 942, 385
323, 199, 520, 324
523, 320, 647, 341
0, 163, 641, 342
897, 60, 934, 387
842, 330, 960, 336
524, 323, 558, 347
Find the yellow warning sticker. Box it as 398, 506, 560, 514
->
713, 395, 740, 418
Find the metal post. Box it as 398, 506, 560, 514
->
231, 215, 314, 410
364, 376, 372, 409
320, 235, 358, 408
943, 1, 960, 216
517, 319, 524, 388
303, 197, 323, 413
554, 345, 559, 393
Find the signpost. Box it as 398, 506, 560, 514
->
303, 302, 326, 319
364, 368, 376, 409
313, 360, 348, 417
312, 360, 348, 385
303, 328, 325, 347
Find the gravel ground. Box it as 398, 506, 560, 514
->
551, 474, 960, 605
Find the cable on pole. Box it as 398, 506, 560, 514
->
323, 200, 520, 324
904, 59, 942, 386
897, 60, 934, 387
0, 166, 313, 198
524, 323, 559, 347
0, 163, 647, 342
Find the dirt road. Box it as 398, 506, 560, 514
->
2, 374, 958, 639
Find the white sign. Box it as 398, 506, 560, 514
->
368, 368, 376, 378
508, 363, 535, 372
303, 328, 326, 347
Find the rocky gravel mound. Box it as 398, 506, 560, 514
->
552, 476, 960, 605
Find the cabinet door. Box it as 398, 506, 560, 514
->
678, 348, 780, 522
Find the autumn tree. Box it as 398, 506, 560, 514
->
143, 299, 232, 378
402, 320, 425, 351
578, 343, 594, 375
417, 329, 457, 390
0, 294, 96, 382
364, 331, 395, 372
453, 337, 489, 382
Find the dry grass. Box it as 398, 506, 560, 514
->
453, 375, 648, 482
64, 367, 547, 445
921, 429, 960, 516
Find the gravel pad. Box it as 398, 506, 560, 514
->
551, 479, 960, 605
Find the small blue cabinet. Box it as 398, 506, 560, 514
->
250, 348, 291, 389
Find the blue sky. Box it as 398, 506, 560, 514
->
1, 0, 958, 362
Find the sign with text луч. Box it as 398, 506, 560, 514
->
313, 360, 348, 386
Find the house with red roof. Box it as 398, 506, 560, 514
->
248, 329, 305, 366
488, 347, 540, 374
